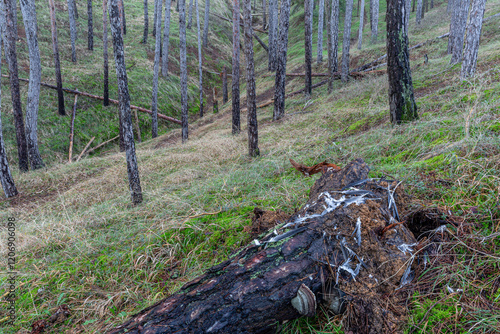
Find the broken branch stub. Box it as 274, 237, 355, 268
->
109, 158, 417, 334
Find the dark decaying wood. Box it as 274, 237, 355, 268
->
109, 159, 417, 333
48, 0, 65, 116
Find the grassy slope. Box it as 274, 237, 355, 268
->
1, 0, 500, 332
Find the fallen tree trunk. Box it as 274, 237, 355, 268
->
109, 159, 417, 334
1, 75, 182, 125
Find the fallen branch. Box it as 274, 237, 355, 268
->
85, 135, 120, 155
253, 33, 269, 52
76, 136, 95, 162
1, 75, 181, 125
68, 94, 78, 163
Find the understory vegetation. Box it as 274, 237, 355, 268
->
0, 0, 499, 332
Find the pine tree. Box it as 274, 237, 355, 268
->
460, 0, 486, 78
369, 0, 379, 43
67, 0, 77, 62
416, 0, 422, 25
357, 0, 365, 49
202, 0, 210, 47
151, 0, 163, 138
267, 0, 278, 71
304, 0, 313, 96
88, 0, 94, 50
232, 0, 241, 134
328, 0, 340, 92
317, 0, 325, 63
341, 0, 353, 83
103, 0, 110, 106
449, 0, 470, 64
48, 0, 65, 115
143, 0, 148, 43
162, 0, 172, 77
187, 0, 193, 29
195, 0, 204, 117
179, 0, 189, 142
273, 0, 292, 120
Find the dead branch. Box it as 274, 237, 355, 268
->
85, 135, 120, 155
76, 136, 95, 162
68, 94, 78, 163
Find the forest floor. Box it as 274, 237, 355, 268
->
1, 0, 500, 333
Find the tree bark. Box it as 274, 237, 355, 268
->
341, 0, 353, 83
20, 0, 45, 170
151, 0, 163, 138
317, 0, 325, 63
460, 0, 485, 79
9, 0, 16, 36
273, 0, 291, 120
108, 0, 143, 205
187, 0, 193, 28
103, 0, 110, 107
153, 0, 158, 36
195, 0, 204, 118
72, 0, 78, 19
179, 0, 188, 142
370, 0, 379, 43
328, 0, 340, 92
47, 0, 66, 116
357, 0, 365, 49
449, 0, 470, 64
88, 0, 93, 50
162, 0, 172, 77
405, 0, 410, 33
416, 0, 422, 25
1, 0, 29, 172
262, 0, 266, 29
232, 0, 241, 134
304, 0, 313, 96
222, 66, 228, 104
267, 0, 278, 71
143, 0, 148, 43
120, 0, 126, 35
202, 0, 210, 47
243, 0, 259, 157
67, 0, 77, 62
387, 0, 418, 124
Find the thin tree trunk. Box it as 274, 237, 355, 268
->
134, 109, 142, 142
72, 0, 78, 19
151, 0, 163, 138
222, 66, 228, 103
48, 0, 65, 115
341, 0, 353, 83
212, 88, 218, 113
317, 0, 325, 63
108, 0, 143, 205
20, 0, 45, 170
179, 0, 188, 142
243, 0, 259, 157
416, 0, 422, 24
412, 0, 416, 11
232, 0, 240, 134
67, 0, 77, 62
187, 0, 193, 29
269, 0, 279, 71
88, 0, 93, 50
262, 0, 266, 29
9, 0, 16, 37
357, 0, 365, 49
143, 0, 148, 43
202, 0, 210, 47
387, 0, 418, 124
162, 0, 172, 77
120, 0, 126, 35
304, 0, 313, 96
370, 0, 379, 43
424, 0, 428, 13
0, 21, 17, 197
273, 0, 292, 120
450, 0, 470, 64
460, 0, 485, 78
1, 0, 29, 172
195, 0, 203, 117
431, 0, 433, 8
68, 94, 77, 162
405, 0, 410, 33
328, 0, 340, 92
153, 0, 158, 36
176, 0, 179, 12
103, 0, 110, 106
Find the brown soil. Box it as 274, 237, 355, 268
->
250, 207, 290, 239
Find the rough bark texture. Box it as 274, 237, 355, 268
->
47, 0, 65, 115
232, 0, 241, 134
0, 33, 17, 197
187, 0, 193, 29
449, 0, 470, 64
1, 0, 29, 172
202, 0, 209, 47
72, 0, 78, 19
108, 0, 143, 205
162, 0, 172, 77
243, 0, 259, 157
153, 0, 158, 36
179, 0, 189, 142
317, 0, 325, 63
460, 0, 485, 79
88, 0, 93, 50
152, 0, 163, 138
405, 0, 410, 34
273, 0, 291, 120
103, 0, 110, 106
267, 0, 278, 71
222, 66, 228, 104
8, 0, 16, 36
416, 0, 422, 24
120, 0, 126, 35
341, 0, 353, 83
109, 159, 416, 334
370, 0, 379, 43
195, 0, 204, 117
387, 0, 418, 124
328, 0, 340, 92
143, 0, 148, 43
262, 0, 266, 29
20, 0, 45, 170
304, 0, 313, 96
67, 0, 77, 62
357, 0, 365, 49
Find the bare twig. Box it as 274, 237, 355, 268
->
76, 136, 95, 162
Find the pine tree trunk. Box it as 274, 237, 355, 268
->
1, 0, 29, 172
72, 0, 78, 19
120, 0, 126, 35
387, 0, 418, 124
370, 0, 378, 43
67, 0, 77, 62
232, 0, 241, 134
202, 0, 210, 47
304, 0, 313, 96
328, 0, 339, 92
405, 0, 410, 33
195, 0, 203, 117
262, 0, 266, 29
153, 0, 158, 36
341, 0, 353, 83
179, 0, 189, 142
412, 0, 416, 11
108, 0, 143, 205
143, 0, 148, 43
187, 0, 193, 29
48, 0, 65, 115
151, 0, 163, 138
416, 0, 422, 24
88, 0, 93, 50
431, 0, 434, 8
9, 0, 17, 37
273, 0, 292, 120
222, 66, 228, 104
460, 0, 485, 78
317, 0, 325, 63
162, 0, 172, 77
449, 0, 470, 64
20, 0, 45, 170
357, 0, 365, 49
103, 0, 110, 106
267, 0, 278, 71
243, 0, 259, 157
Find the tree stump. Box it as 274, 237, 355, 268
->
109, 158, 417, 333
